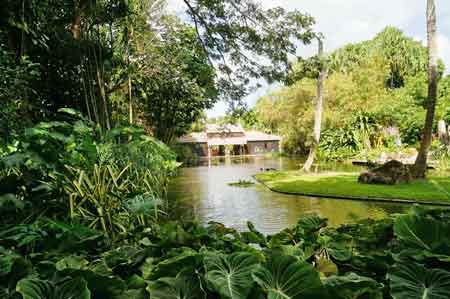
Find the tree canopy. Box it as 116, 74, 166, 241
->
255, 27, 450, 157
0, 0, 316, 142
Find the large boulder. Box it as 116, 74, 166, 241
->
358, 160, 412, 185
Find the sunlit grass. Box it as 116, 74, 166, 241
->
255, 171, 450, 203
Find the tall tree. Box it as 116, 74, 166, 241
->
302, 37, 326, 172
412, 0, 438, 178
174, 1, 315, 104
0, 0, 315, 137
71, 0, 89, 40
136, 18, 217, 143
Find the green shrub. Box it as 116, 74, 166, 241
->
0, 110, 179, 230
1, 207, 449, 298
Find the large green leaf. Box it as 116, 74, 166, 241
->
0, 194, 25, 213
324, 272, 383, 299
57, 269, 126, 298
252, 254, 325, 299
150, 248, 198, 279
0, 254, 14, 277
297, 215, 328, 235
388, 261, 450, 299
116, 289, 149, 299
0, 287, 9, 298
268, 244, 313, 261
148, 273, 205, 299
0, 249, 32, 289
204, 252, 259, 299
16, 277, 91, 299
393, 213, 449, 260
317, 234, 352, 262
267, 228, 297, 247
16, 279, 52, 299
55, 255, 89, 271
316, 258, 338, 277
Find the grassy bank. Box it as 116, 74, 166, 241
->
255, 171, 450, 204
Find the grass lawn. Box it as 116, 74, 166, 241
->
255, 171, 450, 204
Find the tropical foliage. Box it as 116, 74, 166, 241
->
0, 109, 179, 236
0, 0, 315, 144
2, 1, 450, 298
1, 205, 449, 298
255, 27, 450, 160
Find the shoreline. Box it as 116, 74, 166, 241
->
254, 173, 450, 207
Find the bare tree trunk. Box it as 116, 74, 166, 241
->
95, 66, 111, 130
71, 0, 89, 40
126, 23, 134, 125
303, 38, 326, 172
412, 0, 438, 179
86, 45, 100, 124
128, 77, 133, 124
92, 41, 111, 130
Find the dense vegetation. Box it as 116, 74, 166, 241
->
252, 27, 450, 160
2, 201, 450, 298
0, 0, 315, 144
2, 0, 450, 298
0, 111, 179, 235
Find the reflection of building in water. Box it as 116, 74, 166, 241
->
178, 124, 281, 157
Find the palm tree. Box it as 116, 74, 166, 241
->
412, 0, 438, 178
303, 37, 326, 172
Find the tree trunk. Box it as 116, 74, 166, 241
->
71, 0, 89, 40
303, 38, 326, 172
92, 40, 111, 130
126, 24, 134, 125
438, 120, 448, 144
128, 77, 133, 124
412, 0, 438, 179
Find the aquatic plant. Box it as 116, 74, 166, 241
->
228, 179, 256, 188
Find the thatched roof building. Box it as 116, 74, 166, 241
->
178, 124, 281, 156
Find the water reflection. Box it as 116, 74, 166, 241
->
168, 156, 408, 234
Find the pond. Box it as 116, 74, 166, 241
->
168, 156, 409, 234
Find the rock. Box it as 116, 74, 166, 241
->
358, 160, 412, 185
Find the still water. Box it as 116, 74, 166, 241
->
168, 156, 409, 234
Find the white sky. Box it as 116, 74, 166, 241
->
168, 0, 450, 117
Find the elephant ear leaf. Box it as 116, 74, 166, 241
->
297, 214, 327, 235
205, 252, 259, 299
394, 214, 448, 252
58, 269, 125, 298
324, 272, 383, 299
388, 261, 450, 299
16, 279, 53, 299
55, 277, 91, 299
252, 254, 324, 299
0, 287, 10, 298
148, 274, 205, 299
16, 277, 90, 299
